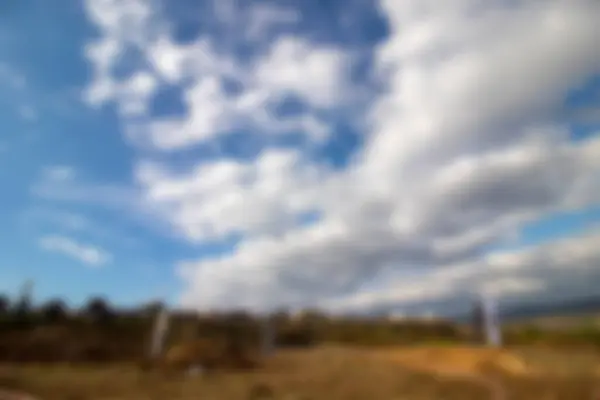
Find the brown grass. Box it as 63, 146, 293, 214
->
1, 346, 599, 400
160, 337, 262, 372
380, 346, 534, 377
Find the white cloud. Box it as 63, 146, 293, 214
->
134, 34, 348, 149
83, 0, 352, 149
253, 37, 350, 108
119, 71, 158, 116
76, 0, 600, 313
368, 0, 600, 171
142, 75, 237, 148
146, 36, 244, 85
135, 149, 321, 241
42, 166, 76, 182
83, 0, 160, 117
21, 208, 143, 250
325, 229, 600, 313
38, 235, 111, 267
245, 4, 300, 42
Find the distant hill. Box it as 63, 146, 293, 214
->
500, 295, 600, 322
452, 295, 600, 323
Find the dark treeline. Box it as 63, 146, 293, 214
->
0, 293, 599, 365
0, 293, 463, 364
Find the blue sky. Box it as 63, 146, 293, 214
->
0, 0, 599, 315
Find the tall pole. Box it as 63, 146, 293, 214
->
19, 279, 34, 305
149, 303, 170, 359
481, 293, 501, 347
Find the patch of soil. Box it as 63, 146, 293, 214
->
380, 346, 531, 378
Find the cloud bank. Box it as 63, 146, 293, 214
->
48, 0, 600, 313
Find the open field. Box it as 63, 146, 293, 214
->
3, 299, 600, 399
506, 314, 600, 331
1, 346, 599, 400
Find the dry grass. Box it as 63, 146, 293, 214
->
1, 345, 599, 400
378, 345, 600, 377
379, 346, 531, 376
507, 314, 600, 331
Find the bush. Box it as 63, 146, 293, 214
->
0, 295, 9, 316
39, 299, 69, 324
81, 297, 115, 327
276, 325, 317, 348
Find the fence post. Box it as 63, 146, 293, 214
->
149, 304, 170, 360
483, 295, 502, 347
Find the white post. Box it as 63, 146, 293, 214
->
482, 294, 501, 347
19, 279, 34, 305
150, 304, 170, 359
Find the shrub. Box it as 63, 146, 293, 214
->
39, 299, 69, 324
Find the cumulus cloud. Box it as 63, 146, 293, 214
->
136, 34, 350, 148
253, 37, 350, 108
135, 149, 323, 241
327, 228, 600, 314
245, 3, 300, 42
76, 0, 600, 313
38, 235, 111, 267
83, 0, 351, 150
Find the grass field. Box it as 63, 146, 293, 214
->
1, 345, 599, 400
513, 314, 600, 331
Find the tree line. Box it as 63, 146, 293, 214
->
1, 292, 599, 364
